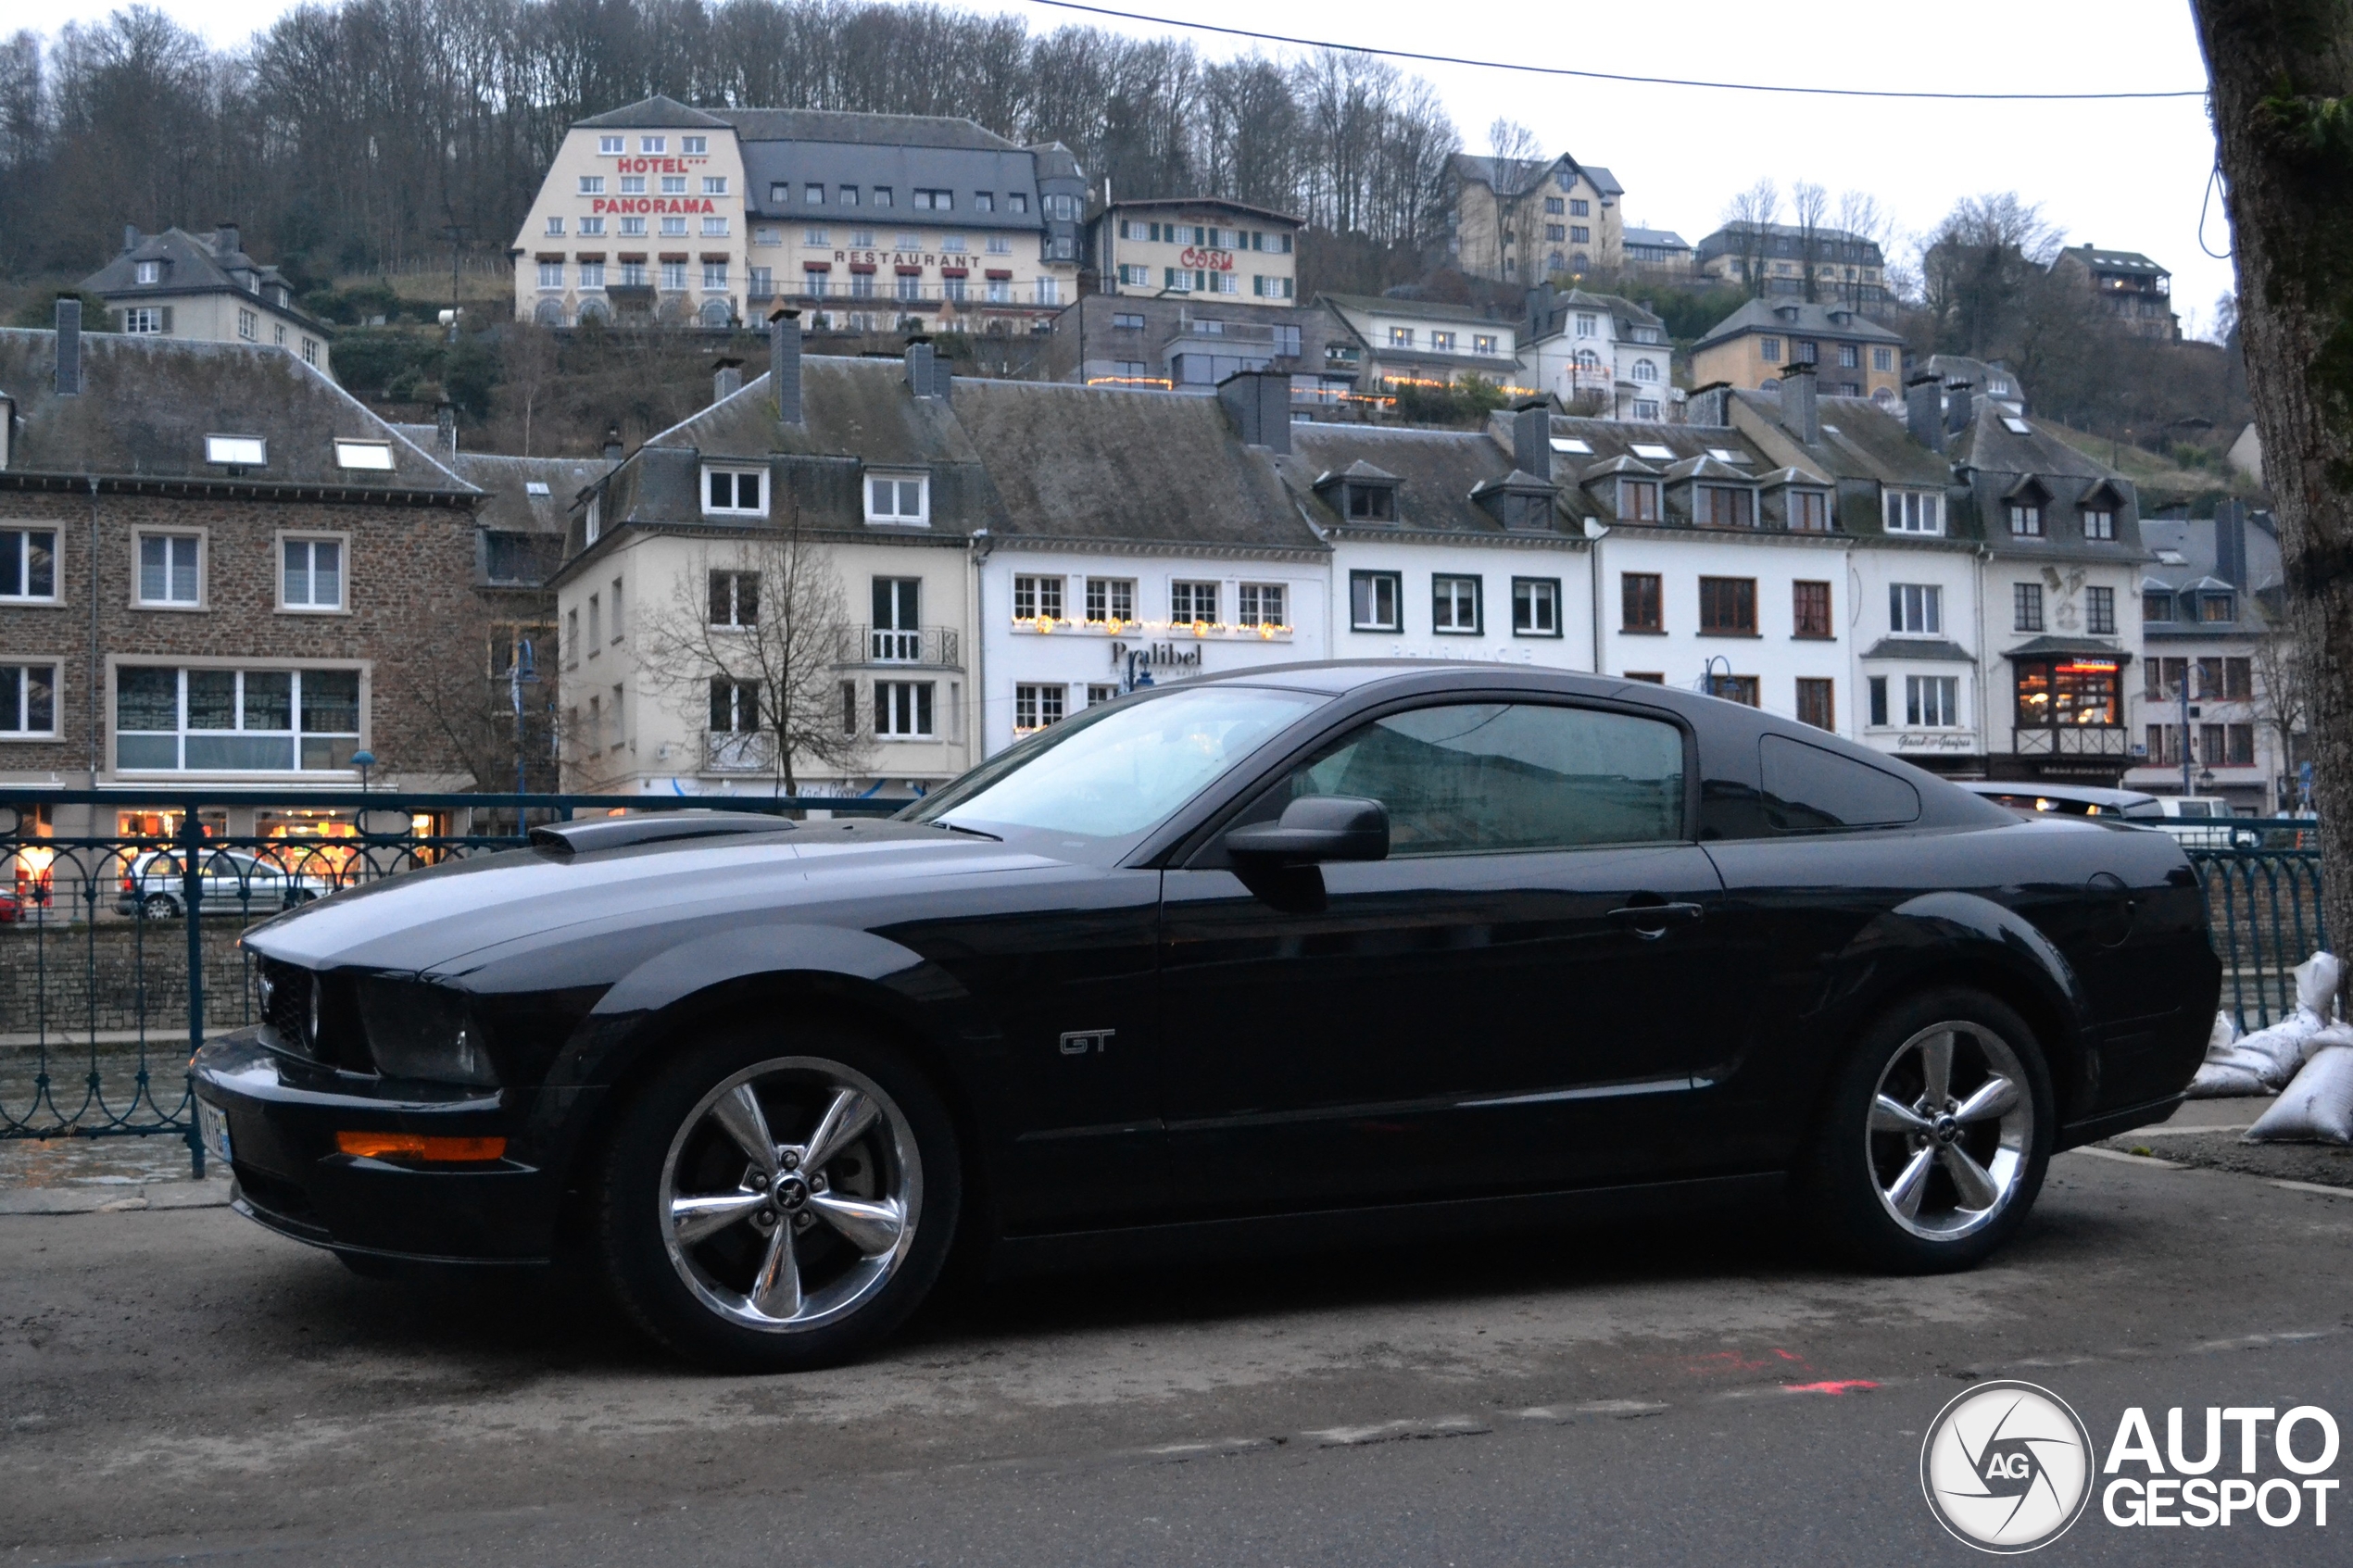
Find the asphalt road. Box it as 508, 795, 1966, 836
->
2, 1114, 2348, 1566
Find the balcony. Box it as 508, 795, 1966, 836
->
2012, 726, 2130, 758
704, 730, 778, 773
844, 625, 960, 667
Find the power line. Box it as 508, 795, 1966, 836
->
1016, 0, 2208, 102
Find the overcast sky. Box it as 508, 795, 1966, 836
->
40, 0, 2233, 337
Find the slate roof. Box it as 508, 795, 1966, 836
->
0, 329, 471, 497
1692, 298, 1905, 352
1860, 637, 1975, 662
80, 228, 326, 333
2057, 244, 2168, 279
2139, 513, 2282, 595
1691, 222, 1885, 265
1623, 228, 1690, 251
1274, 424, 1548, 542
1448, 153, 1622, 198
1527, 414, 1822, 535
1948, 402, 2149, 562
1524, 286, 1666, 345
718, 107, 1024, 152
1728, 389, 1964, 540
1099, 195, 1302, 226
451, 453, 612, 536
953, 379, 1322, 554
574, 94, 727, 130
1321, 293, 1513, 326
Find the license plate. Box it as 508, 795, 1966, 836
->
197, 1101, 233, 1165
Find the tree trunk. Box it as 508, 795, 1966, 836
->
2195, 1, 2353, 981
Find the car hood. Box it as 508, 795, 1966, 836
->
241, 821, 1065, 979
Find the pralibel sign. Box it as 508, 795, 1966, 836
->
1107, 641, 1203, 671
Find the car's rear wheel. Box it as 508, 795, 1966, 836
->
593, 1022, 957, 1372
1801, 989, 2052, 1273
139, 893, 179, 922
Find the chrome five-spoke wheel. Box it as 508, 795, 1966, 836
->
658, 1057, 923, 1333
1865, 1021, 2032, 1241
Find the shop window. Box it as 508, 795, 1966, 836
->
2013, 658, 2120, 729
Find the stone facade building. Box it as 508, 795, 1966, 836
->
0, 306, 486, 843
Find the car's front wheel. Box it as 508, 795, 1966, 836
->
1801, 989, 2053, 1273
593, 1022, 957, 1371
139, 893, 180, 922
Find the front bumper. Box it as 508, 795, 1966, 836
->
193, 1028, 585, 1265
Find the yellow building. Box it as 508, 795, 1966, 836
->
1689, 300, 1906, 403
510, 95, 1088, 334
81, 226, 332, 377
1446, 153, 1623, 283
1092, 198, 1301, 302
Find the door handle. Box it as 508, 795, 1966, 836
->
1605, 901, 1705, 938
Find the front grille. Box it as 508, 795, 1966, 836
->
256, 958, 369, 1071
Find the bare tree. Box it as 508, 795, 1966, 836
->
1833, 188, 1892, 307
2246, 593, 2309, 812
1921, 193, 2065, 358
1789, 180, 1829, 303
495, 323, 563, 457
1721, 178, 1780, 297
636, 498, 867, 797
1480, 117, 1542, 279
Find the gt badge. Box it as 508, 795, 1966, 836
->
1059, 1029, 1114, 1056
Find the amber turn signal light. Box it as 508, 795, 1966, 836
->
334, 1132, 507, 1162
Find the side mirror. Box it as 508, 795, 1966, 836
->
1226, 796, 1390, 865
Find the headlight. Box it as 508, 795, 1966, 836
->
356, 978, 499, 1087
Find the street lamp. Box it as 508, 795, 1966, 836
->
352, 750, 376, 792
2197, 766, 2218, 797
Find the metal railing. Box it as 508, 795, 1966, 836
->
2013, 726, 2133, 757
848, 625, 961, 666
2185, 828, 2329, 1035
0, 789, 910, 1174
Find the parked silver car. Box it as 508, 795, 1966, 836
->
116, 848, 338, 920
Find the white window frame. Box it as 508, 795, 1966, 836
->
333, 440, 395, 472
598, 134, 623, 154
1512, 577, 1562, 638
132, 529, 206, 609
0, 659, 60, 739
640, 136, 665, 154
0, 528, 60, 604
1433, 574, 1482, 634
577, 175, 604, 195
875, 680, 936, 739
1013, 683, 1066, 735
1013, 575, 1065, 623
2083, 508, 2116, 541
134, 260, 160, 285
1884, 490, 1945, 535
235, 308, 258, 342
122, 307, 163, 334
682, 135, 708, 155
1084, 577, 1135, 625
1170, 580, 1219, 626
109, 659, 366, 774
702, 175, 728, 195
701, 465, 768, 518
1889, 583, 1943, 636
1237, 583, 1287, 628
864, 471, 930, 526
277, 533, 349, 614
1906, 674, 1961, 729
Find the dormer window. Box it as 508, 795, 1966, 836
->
703, 465, 766, 517
1884, 491, 1944, 535
135, 260, 160, 285
865, 471, 929, 526
1347, 483, 1395, 521
1787, 490, 1831, 531
2083, 508, 2116, 540
1617, 479, 1661, 521
1694, 485, 1755, 528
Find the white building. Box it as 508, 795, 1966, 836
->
1318, 294, 1529, 398
1517, 285, 1673, 420
958, 373, 1329, 755
2124, 504, 2289, 812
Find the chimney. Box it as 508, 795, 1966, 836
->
54, 296, 81, 397
122, 225, 139, 254
1780, 358, 1818, 445
1511, 402, 1552, 481
1217, 370, 1291, 456
434, 399, 457, 457
905, 336, 937, 400
214, 222, 239, 257
712, 357, 744, 405
601, 425, 623, 462
1686, 381, 1730, 428
1905, 371, 1944, 453
768, 307, 802, 426
1944, 379, 1975, 436
2215, 498, 2246, 587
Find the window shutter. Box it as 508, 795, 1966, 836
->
159, 306, 174, 333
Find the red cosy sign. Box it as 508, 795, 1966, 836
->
1179, 247, 1234, 270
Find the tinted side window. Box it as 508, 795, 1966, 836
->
1758, 734, 1919, 833
1278, 702, 1686, 855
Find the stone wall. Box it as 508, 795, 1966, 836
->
0, 923, 254, 1036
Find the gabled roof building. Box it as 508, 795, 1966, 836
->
1445, 151, 1624, 283
81, 225, 333, 378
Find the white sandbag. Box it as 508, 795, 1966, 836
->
2244, 1045, 2353, 1145
2189, 1059, 2277, 1098
2296, 951, 2345, 1018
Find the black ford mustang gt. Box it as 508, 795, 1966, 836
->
195, 663, 2220, 1370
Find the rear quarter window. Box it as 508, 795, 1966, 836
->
1758, 734, 1920, 833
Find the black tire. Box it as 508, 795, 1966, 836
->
1799, 987, 2054, 1273
140, 893, 180, 922
593, 1020, 959, 1373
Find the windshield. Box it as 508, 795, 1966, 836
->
910, 684, 1328, 843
